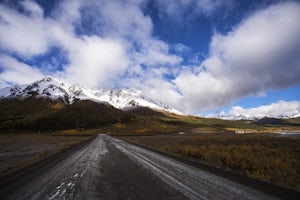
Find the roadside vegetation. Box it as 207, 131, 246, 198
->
122, 133, 300, 192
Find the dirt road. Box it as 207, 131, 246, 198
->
0, 134, 292, 199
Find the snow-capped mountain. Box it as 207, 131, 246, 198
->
206, 100, 300, 120
0, 76, 182, 114
220, 113, 300, 120
211, 113, 268, 120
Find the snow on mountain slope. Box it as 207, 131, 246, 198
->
93, 89, 180, 113
0, 76, 182, 114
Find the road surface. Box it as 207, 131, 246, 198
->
0, 134, 285, 199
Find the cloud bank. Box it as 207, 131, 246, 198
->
174, 1, 300, 113
0, 0, 299, 114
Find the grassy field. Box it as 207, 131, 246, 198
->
0, 133, 92, 176
121, 133, 300, 191
98, 113, 266, 136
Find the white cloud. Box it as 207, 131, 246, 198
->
174, 43, 191, 54
85, 0, 182, 67
153, 0, 234, 22
121, 67, 183, 108
174, 1, 300, 113
55, 0, 82, 22
0, 54, 44, 85
212, 101, 300, 119
20, 0, 44, 17
0, 0, 181, 90
0, 80, 8, 89
63, 36, 129, 89
86, 0, 152, 42
0, 2, 52, 58
133, 40, 182, 67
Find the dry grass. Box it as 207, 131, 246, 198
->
100, 119, 180, 135
121, 133, 300, 191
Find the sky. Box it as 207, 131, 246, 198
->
0, 0, 299, 116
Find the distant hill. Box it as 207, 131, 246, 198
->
0, 98, 131, 131
126, 106, 166, 117
286, 117, 300, 125
254, 117, 300, 126
255, 117, 287, 125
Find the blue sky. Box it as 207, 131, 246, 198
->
0, 0, 299, 116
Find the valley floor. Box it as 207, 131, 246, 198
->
1, 134, 297, 199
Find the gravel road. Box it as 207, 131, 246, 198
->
0, 134, 290, 199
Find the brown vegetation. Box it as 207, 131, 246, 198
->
122, 133, 300, 191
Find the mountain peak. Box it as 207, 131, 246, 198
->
42, 75, 55, 82
0, 76, 182, 114
38, 76, 66, 86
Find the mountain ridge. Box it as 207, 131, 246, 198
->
0, 76, 182, 115
1, 76, 299, 120
210, 112, 300, 121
